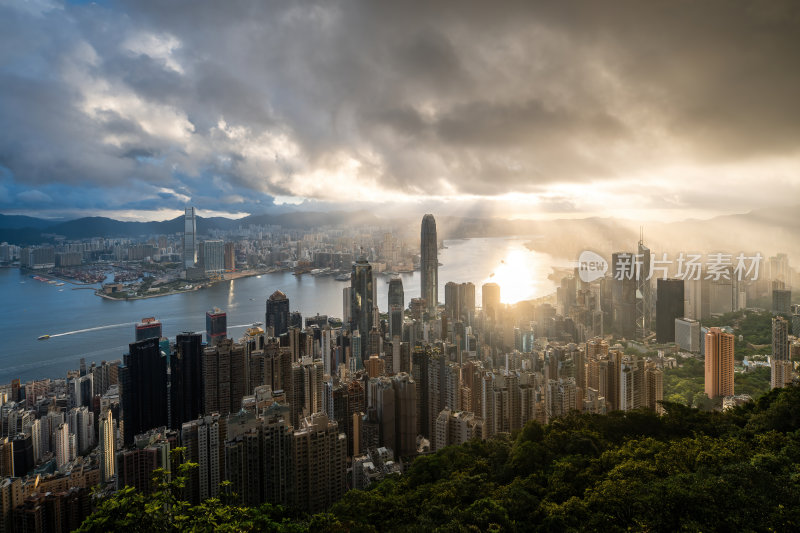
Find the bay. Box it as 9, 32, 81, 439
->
0, 237, 562, 383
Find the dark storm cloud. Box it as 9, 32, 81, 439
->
1, 0, 799, 217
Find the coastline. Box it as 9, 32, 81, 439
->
19, 267, 98, 286
96, 268, 274, 301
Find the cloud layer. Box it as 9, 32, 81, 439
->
1, 0, 799, 220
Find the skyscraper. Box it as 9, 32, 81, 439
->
704, 327, 734, 399
183, 207, 197, 269
181, 414, 224, 504
644, 366, 664, 414
388, 277, 404, 340
171, 333, 204, 429
675, 317, 700, 353
482, 283, 501, 323
205, 308, 227, 346
135, 317, 162, 342
350, 257, 374, 362
771, 316, 791, 389
120, 337, 168, 445
203, 338, 247, 417
392, 372, 417, 458
636, 235, 652, 338
420, 214, 438, 315
99, 409, 115, 483
656, 278, 684, 343
266, 290, 290, 337
772, 286, 791, 315
772, 316, 789, 362
611, 252, 637, 338
202, 240, 225, 273
461, 282, 476, 325
224, 242, 236, 271
54, 423, 71, 468
292, 413, 346, 514
289, 357, 324, 427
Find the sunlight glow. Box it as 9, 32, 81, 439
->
482, 247, 547, 304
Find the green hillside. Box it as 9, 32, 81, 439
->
79, 385, 800, 532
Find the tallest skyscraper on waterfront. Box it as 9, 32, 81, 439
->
184, 206, 197, 269
420, 214, 438, 315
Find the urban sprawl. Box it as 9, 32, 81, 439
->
0, 212, 798, 531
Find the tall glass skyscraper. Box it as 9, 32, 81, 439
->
636, 233, 652, 338
171, 332, 204, 429
350, 256, 374, 362
119, 337, 168, 445
655, 278, 684, 343
266, 290, 290, 337
202, 239, 225, 272
184, 207, 197, 268
420, 214, 438, 315
388, 277, 404, 339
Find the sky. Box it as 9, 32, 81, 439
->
1, 0, 799, 222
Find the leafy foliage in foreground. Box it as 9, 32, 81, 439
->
80, 386, 800, 532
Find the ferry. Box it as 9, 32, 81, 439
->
38, 334, 50, 340
334, 273, 350, 281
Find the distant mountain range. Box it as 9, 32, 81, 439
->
0, 210, 382, 245
1, 205, 798, 262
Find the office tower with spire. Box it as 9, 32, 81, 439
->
704, 327, 734, 398
420, 214, 438, 316
183, 206, 197, 269
636, 230, 652, 338
266, 290, 290, 337
350, 256, 374, 363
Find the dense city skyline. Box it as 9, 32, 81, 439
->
0, 210, 797, 529
1, 1, 799, 528
2, 1, 800, 222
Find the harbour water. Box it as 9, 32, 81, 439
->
0, 237, 564, 383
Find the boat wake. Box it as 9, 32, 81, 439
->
49, 321, 138, 338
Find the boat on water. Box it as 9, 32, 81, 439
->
38, 335, 50, 340
334, 273, 350, 281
